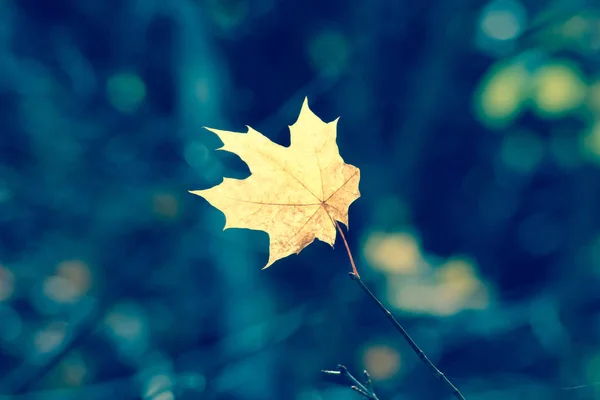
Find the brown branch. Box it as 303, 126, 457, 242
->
349, 273, 466, 400
332, 219, 466, 399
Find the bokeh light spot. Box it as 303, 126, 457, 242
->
104, 302, 149, 357
57, 260, 92, 295
184, 141, 210, 169
144, 374, 175, 399
43, 275, 79, 304
532, 62, 586, 117
106, 72, 146, 113
33, 321, 67, 355
106, 307, 144, 339
480, 0, 526, 41
364, 232, 421, 274
362, 344, 401, 381
389, 257, 490, 316
307, 29, 350, 77
60, 352, 88, 387
475, 61, 530, 128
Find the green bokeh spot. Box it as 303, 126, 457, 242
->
106, 72, 146, 113
307, 29, 350, 77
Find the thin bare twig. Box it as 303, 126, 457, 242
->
349, 273, 466, 400
332, 221, 466, 399
323, 365, 380, 400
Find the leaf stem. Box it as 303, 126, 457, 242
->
334, 221, 466, 400
334, 221, 360, 277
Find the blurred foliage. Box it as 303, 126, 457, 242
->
0, 0, 599, 399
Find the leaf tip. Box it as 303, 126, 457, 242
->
262, 255, 279, 270
301, 96, 310, 111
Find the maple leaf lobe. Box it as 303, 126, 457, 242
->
190, 97, 360, 269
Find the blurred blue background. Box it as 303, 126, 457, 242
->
0, 0, 600, 399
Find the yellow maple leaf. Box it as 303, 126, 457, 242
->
190, 98, 361, 269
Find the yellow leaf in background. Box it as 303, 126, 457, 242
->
190, 98, 361, 268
